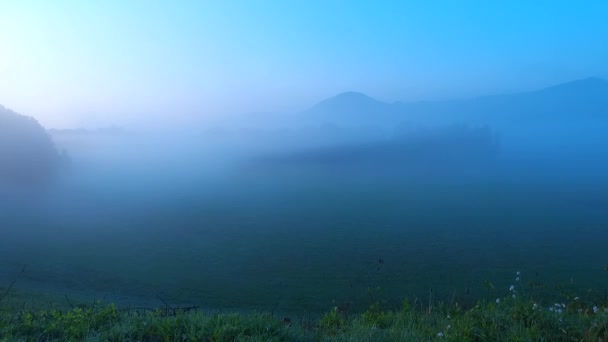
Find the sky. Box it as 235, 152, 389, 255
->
1, 0, 607, 128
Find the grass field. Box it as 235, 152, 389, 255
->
2, 281, 608, 341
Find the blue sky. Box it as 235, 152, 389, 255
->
1, 1, 607, 128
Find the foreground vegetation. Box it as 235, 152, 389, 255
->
2, 283, 608, 342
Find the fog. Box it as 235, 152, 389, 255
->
2, 78, 608, 313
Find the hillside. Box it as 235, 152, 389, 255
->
0, 105, 63, 184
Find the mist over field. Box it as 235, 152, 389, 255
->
2, 77, 608, 314
2, 3, 608, 323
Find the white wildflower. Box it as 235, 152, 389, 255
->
533, 303, 538, 310
509, 285, 515, 292
549, 307, 554, 312
557, 309, 563, 314
446, 324, 451, 329
577, 309, 582, 313
516, 271, 521, 276
515, 277, 520, 282
593, 306, 599, 314
495, 298, 500, 304
574, 297, 580, 301
512, 294, 516, 299
437, 332, 444, 337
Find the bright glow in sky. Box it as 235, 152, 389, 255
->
1, 1, 607, 128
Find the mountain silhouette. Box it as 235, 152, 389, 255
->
460, 77, 608, 123
310, 91, 388, 113
303, 91, 395, 125
305, 77, 608, 126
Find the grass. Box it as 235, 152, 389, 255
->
2, 282, 608, 341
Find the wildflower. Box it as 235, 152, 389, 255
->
549, 307, 554, 312
605, 308, 608, 313
578, 309, 583, 313
437, 332, 444, 337
593, 306, 599, 314
557, 309, 563, 314
515, 277, 520, 282
533, 303, 538, 310
495, 298, 500, 304
509, 285, 515, 292
516, 271, 520, 276
574, 297, 580, 301
512, 294, 516, 299
447, 314, 450, 319
446, 324, 451, 329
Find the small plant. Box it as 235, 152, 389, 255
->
318, 307, 346, 334
360, 302, 394, 328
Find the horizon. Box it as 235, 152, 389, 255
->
1, 1, 608, 128
6, 75, 607, 131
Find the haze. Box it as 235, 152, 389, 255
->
1, 1, 608, 128
2, 1, 608, 316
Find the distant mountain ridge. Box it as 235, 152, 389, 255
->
48, 126, 128, 136
310, 91, 391, 114
304, 77, 608, 126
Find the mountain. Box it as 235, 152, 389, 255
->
0, 105, 63, 184
297, 77, 608, 158
530, 77, 608, 100
303, 91, 395, 125
310, 91, 388, 113
454, 77, 608, 124
304, 77, 608, 126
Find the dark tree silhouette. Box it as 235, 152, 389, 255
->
0, 105, 63, 184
